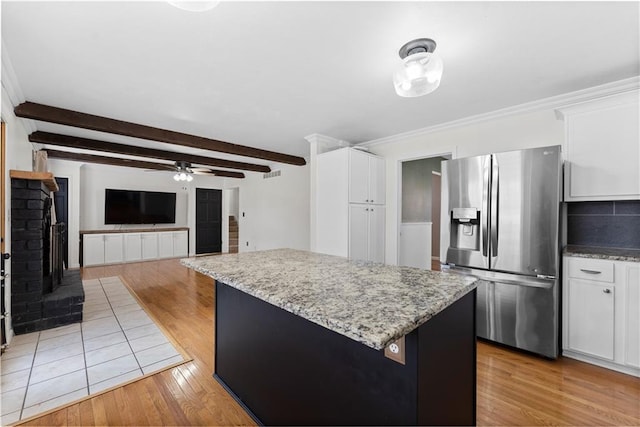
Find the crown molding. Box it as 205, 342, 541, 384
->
1, 40, 37, 133
304, 133, 352, 155
359, 76, 640, 148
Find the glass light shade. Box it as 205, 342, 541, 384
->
167, 1, 220, 12
186, 174, 193, 182
393, 52, 443, 97
173, 173, 180, 181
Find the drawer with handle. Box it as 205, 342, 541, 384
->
567, 257, 614, 283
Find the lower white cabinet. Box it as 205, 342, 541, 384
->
83, 234, 107, 267
349, 205, 385, 263
563, 256, 640, 377
141, 233, 159, 260
83, 234, 124, 266
567, 279, 614, 360
124, 233, 143, 262
83, 229, 188, 266
158, 232, 174, 258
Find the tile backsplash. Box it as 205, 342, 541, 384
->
567, 200, 640, 249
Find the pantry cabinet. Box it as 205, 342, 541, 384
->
563, 255, 640, 377
316, 147, 386, 263
557, 90, 640, 201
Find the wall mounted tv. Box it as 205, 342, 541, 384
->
105, 189, 176, 225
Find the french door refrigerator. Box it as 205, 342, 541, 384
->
440, 145, 562, 358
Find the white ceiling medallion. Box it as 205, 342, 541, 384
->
167, 1, 220, 12
393, 38, 443, 97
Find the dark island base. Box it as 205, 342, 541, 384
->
215, 281, 476, 426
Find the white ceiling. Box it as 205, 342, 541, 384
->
2, 1, 639, 169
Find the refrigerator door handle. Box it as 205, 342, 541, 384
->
490, 155, 499, 257
482, 158, 491, 259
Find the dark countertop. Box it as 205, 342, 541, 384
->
564, 245, 640, 263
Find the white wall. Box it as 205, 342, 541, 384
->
369, 109, 564, 265
2, 87, 36, 343
238, 164, 310, 252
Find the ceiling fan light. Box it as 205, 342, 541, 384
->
173, 173, 181, 181
186, 174, 193, 182
179, 172, 187, 180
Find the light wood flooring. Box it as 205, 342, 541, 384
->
17, 258, 640, 426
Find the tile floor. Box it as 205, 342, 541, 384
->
1, 276, 186, 425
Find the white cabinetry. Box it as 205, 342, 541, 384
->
317, 148, 386, 263
348, 205, 385, 263
141, 233, 159, 260
83, 229, 188, 266
124, 233, 143, 262
158, 232, 174, 258
83, 234, 124, 266
83, 234, 107, 267
563, 256, 640, 377
557, 90, 640, 201
349, 149, 385, 205
173, 231, 189, 257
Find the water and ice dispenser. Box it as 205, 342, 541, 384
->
449, 208, 481, 251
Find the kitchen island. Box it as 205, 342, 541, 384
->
182, 249, 477, 426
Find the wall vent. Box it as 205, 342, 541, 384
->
263, 170, 281, 179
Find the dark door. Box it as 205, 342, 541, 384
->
196, 188, 222, 254
54, 177, 69, 269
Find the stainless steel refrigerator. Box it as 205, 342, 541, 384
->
440, 145, 562, 358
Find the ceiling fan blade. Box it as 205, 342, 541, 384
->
193, 169, 245, 179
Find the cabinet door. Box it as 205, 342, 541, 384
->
83, 234, 105, 266
568, 279, 615, 360
104, 234, 124, 264
349, 150, 370, 204
349, 205, 369, 262
173, 231, 188, 257
625, 265, 640, 368
141, 233, 159, 260
368, 155, 385, 205
564, 92, 640, 200
123, 233, 142, 262
158, 232, 174, 258
368, 206, 385, 263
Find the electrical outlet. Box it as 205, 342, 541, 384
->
384, 336, 405, 365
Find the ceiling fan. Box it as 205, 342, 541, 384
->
153, 160, 245, 180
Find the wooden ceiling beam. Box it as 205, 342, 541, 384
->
44, 149, 245, 179
16, 101, 306, 166
29, 131, 270, 173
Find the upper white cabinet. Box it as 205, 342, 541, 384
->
557, 90, 640, 201
563, 256, 640, 377
349, 148, 385, 205
316, 147, 386, 262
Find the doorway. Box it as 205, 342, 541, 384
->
196, 188, 222, 254
54, 177, 69, 269
398, 154, 450, 269
1, 122, 6, 350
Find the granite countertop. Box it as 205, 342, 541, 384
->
564, 245, 640, 263
181, 249, 477, 351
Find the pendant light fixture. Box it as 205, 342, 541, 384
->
167, 1, 220, 12
393, 38, 443, 97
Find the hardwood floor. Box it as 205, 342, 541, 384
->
18, 258, 640, 426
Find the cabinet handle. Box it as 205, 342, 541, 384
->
603, 289, 611, 294
371, 208, 374, 211
365, 208, 369, 211
365, 199, 369, 202
580, 269, 601, 274
371, 200, 374, 203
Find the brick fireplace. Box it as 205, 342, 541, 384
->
10, 173, 84, 335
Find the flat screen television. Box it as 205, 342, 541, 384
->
105, 189, 176, 224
